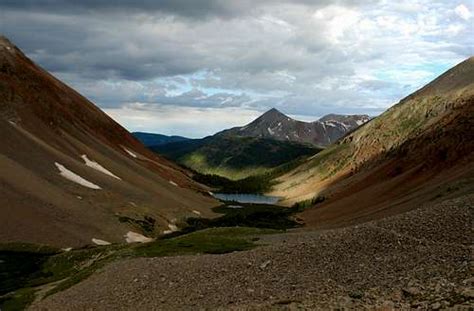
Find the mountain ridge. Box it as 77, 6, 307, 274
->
217, 108, 369, 146
133, 132, 190, 147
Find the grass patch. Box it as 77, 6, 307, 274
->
134, 227, 273, 257
185, 204, 301, 231
292, 195, 326, 212
0, 288, 36, 311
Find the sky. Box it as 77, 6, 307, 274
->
1, 0, 473, 138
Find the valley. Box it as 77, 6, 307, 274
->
0, 29, 472, 311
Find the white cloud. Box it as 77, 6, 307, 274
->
103, 104, 263, 138
2, 0, 472, 136
454, 4, 472, 20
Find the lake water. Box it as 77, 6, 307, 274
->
212, 193, 280, 205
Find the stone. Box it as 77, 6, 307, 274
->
460, 287, 474, 299
431, 302, 441, 310
260, 260, 271, 270
403, 287, 421, 297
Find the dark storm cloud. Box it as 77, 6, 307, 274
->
0, 0, 377, 19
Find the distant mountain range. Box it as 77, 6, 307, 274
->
150, 110, 367, 179
218, 108, 369, 146
133, 132, 189, 147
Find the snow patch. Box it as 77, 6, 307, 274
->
192, 210, 201, 216
124, 231, 153, 243
81, 155, 121, 180
356, 120, 365, 126
169, 180, 178, 187
122, 147, 138, 158
92, 238, 111, 246
55, 163, 101, 189
168, 224, 179, 232
162, 230, 173, 235
267, 127, 275, 135
62, 247, 72, 252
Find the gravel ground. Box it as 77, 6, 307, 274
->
32, 195, 473, 310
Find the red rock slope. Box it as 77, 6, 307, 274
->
0, 36, 218, 247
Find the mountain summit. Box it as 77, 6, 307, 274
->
218, 108, 369, 146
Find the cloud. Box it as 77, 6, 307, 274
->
454, 4, 472, 20
103, 104, 264, 138
0, 0, 472, 136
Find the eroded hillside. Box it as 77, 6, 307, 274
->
271, 57, 474, 228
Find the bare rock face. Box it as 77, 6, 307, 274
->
217, 107, 369, 146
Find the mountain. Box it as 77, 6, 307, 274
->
218, 108, 369, 146
133, 132, 189, 147
270, 57, 474, 228
154, 136, 320, 180
152, 109, 366, 179
0, 36, 217, 247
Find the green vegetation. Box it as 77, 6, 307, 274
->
154, 135, 321, 180
184, 204, 301, 232
292, 196, 326, 212
134, 227, 274, 257
192, 153, 319, 194
193, 173, 275, 193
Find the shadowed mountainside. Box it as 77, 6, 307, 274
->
132, 132, 189, 147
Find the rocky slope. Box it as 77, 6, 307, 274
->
218, 108, 369, 146
0, 36, 217, 247
31, 194, 474, 310
270, 57, 474, 229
